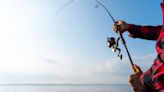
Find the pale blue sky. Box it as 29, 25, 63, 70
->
0, 0, 162, 84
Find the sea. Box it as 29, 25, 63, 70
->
0, 84, 132, 92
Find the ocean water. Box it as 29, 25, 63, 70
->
0, 84, 131, 92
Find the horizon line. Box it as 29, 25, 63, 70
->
0, 83, 128, 85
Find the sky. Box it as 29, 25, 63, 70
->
0, 0, 162, 84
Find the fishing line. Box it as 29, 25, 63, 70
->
56, 0, 74, 14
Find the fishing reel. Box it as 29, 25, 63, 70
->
107, 37, 122, 60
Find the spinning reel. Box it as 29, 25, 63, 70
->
107, 37, 122, 60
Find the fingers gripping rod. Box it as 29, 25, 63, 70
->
95, 0, 137, 73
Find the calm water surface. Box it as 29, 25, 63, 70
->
0, 84, 132, 92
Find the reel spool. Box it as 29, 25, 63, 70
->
107, 37, 122, 60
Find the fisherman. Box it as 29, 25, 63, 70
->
112, 0, 164, 92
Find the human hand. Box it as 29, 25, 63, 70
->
112, 20, 129, 33
128, 65, 147, 92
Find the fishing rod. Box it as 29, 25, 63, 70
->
57, 0, 137, 73
95, 0, 137, 73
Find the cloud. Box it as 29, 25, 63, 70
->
0, 43, 156, 84
89, 54, 156, 84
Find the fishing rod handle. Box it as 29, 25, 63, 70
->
132, 65, 138, 73
132, 65, 141, 73
117, 31, 138, 73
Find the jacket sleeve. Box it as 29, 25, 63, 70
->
158, 89, 164, 92
127, 24, 162, 40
